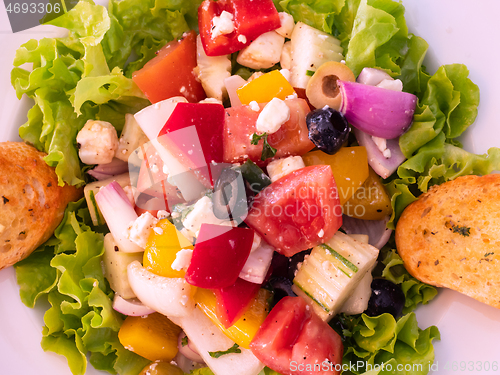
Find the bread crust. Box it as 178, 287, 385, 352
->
396, 174, 500, 309
0, 142, 82, 270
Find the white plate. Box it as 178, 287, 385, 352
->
0, 1, 499, 374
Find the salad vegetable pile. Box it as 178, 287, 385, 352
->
10, 0, 500, 374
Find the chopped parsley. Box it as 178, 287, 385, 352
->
251, 132, 277, 161
181, 336, 188, 347
208, 343, 241, 358
451, 224, 470, 237
484, 252, 494, 257
306, 69, 315, 76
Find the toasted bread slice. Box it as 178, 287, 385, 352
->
0, 142, 82, 270
396, 174, 500, 309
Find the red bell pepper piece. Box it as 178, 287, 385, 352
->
185, 224, 254, 288
158, 102, 225, 188
198, 0, 281, 56
214, 277, 262, 328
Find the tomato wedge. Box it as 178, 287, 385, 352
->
198, 0, 281, 56
223, 98, 314, 166
185, 224, 254, 288
132, 31, 206, 103
250, 296, 343, 375
245, 165, 342, 257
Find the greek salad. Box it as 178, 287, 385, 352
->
7, 0, 500, 375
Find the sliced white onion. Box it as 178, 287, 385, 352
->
239, 240, 274, 284
95, 181, 143, 253
112, 294, 155, 316
342, 215, 392, 250
224, 75, 247, 107
353, 128, 406, 179
127, 261, 196, 318
178, 331, 204, 363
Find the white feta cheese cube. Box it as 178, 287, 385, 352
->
237, 31, 285, 70
256, 98, 290, 134
76, 120, 119, 165
182, 196, 232, 238
266, 156, 305, 182
279, 68, 291, 82
280, 41, 292, 70
171, 249, 194, 271
376, 78, 403, 92
275, 12, 295, 38
125, 212, 159, 249
211, 11, 235, 38
237, 34, 247, 44
249, 101, 260, 112
371, 136, 392, 158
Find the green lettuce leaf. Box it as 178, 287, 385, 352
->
340, 312, 440, 375
15, 199, 149, 375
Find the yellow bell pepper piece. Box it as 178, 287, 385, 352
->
302, 147, 369, 205
195, 288, 270, 349
118, 312, 181, 362
237, 70, 296, 105
144, 219, 193, 278
345, 167, 393, 220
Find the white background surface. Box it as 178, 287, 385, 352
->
1, 1, 500, 374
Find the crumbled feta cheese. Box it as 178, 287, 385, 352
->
318, 229, 325, 238
237, 34, 247, 44
376, 78, 403, 92
275, 12, 295, 38
280, 41, 292, 70
156, 210, 170, 220
182, 196, 232, 238
248, 71, 264, 82
199, 97, 223, 105
211, 11, 235, 38
286, 92, 298, 100
171, 248, 193, 271
237, 31, 285, 70
279, 68, 291, 82
371, 136, 392, 158
249, 101, 260, 112
256, 98, 290, 134
125, 212, 159, 248
76, 120, 119, 165
150, 164, 159, 174
266, 155, 305, 182
153, 227, 164, 235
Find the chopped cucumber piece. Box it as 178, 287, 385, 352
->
292, 232, 379, 321
289, 22, 344, 89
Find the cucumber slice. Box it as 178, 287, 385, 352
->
292, 232, 379, 321
289, 22, 344, 89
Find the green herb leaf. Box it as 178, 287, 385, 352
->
484, 252, 494, 257
452, 224, 470, 237
251, 132, 277, 161
208, 343, 241, 358
181, 336, 188, 347
306, 69, 315, 76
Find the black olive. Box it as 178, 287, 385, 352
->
212, 167, 247, 221
306, 107, 349, 155
364, 278, 405, 318
268, 276, 296, 308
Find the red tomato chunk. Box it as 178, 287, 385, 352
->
198, 0, 281, 56
250, 296, 343, 375
245, 165, 342, 257
185, 224, 254, 288
132, 31, 206, 103
223, 98, 315, 166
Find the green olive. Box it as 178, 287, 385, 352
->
305, 61, 355, 110
138, 362, 184, 375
